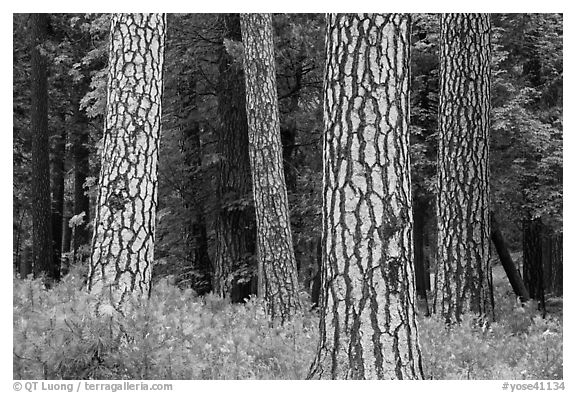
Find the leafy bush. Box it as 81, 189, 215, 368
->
419, 299, 563, 379
13, 271, 317, 379
14, 272, 561, 380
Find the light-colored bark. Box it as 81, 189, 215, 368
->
240, 13, 301, 321
434, 13, 492, 324
88, 13, 166, 307
309, 13, 423, 379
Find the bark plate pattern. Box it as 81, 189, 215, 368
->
434, 13, 491, 324
89, 14, 165, 307
310, 14, 423, 379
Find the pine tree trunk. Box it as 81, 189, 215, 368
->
309, 13, 423, 379
88, 14, 166, 306
214, 14, 257, 298
434, 13, 492, 324
30, 13, 55, 281
240, 13, 301, 322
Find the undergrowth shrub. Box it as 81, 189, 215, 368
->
14, 269, 561, 380
418, 298, 563, 379
13, 270, 318, 379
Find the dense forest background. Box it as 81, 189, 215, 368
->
13, 13, 562, 294
13, 13, 563, 380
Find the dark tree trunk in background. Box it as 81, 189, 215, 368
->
434, 13, 492, 324
61, 197, 73, 275
241, 13, 302, 321
50, 126, 66, 280
30, 13, 55, 281
491, 213, 530, 302
541, 230, 563, 296
523, 218, 543, 300
280, 49, 304, 193
414, 197, 430, 315
310, 236, 321, 308
522, 218, 546, 316
88, 13, 166, 306
549, 232, 563, 296
179, 77, 212, 295
309, 13, 422, 379
214, 13, 257, 299
72, 89, 91, 257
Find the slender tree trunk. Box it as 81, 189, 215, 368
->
72, 89, 91, 257
280, 52, 303, 193
414, 197, 430, 315
214, 14, 257, 298
522, 218, 544, 306
179, 78, 212, 295
30, 13, 55, 281
434, 13, 492, 324
50, 125, 66, 280
240, 13, 301, 322
309, 14, 422, 380
550, 232, 562, 296
490, 213, 530, 302
88, 14, 166, 307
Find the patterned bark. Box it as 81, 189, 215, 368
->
309, 14, 423, 380
240, 13, 301, 321
434, 13, 492, 324
214, 14, 257, 298
30, 13, 55, 280
88, 14, 165, 307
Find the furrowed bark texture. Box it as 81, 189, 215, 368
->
240, 13, 301, 321
30, 13, 55, 280
434, 13, 492, 324
88, 14, 165, 306
214, 14, 257, 298
309, 13, 423, 380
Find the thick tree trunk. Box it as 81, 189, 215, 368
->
50, 126, 66, 280
240, 13, 301, 322
434, 13, 492, 324
309, 14, 423, 380
30, 13, 55, 281
214, 14, 257, 298
490, 213, 530, 302
414, 197, 430, 315
88, 14, 166, 307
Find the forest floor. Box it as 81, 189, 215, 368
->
13, 261, 563, 380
